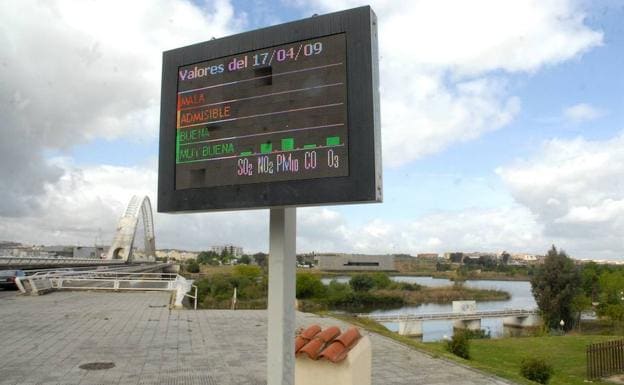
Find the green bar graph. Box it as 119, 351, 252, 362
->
175, 131, 180, 162
303, 144, 317, 149
260, 142, 272, 154
326, 136, 340, 146
240, 151, 253, 156
281, 138, 294, 151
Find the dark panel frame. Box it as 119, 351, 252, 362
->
158, 6, 381, 213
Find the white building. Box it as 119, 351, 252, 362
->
210, 245, 244, 257
315, 254, 395, 271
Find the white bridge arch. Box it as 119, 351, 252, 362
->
105, 195, 156, 262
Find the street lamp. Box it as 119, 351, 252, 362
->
559, 319, 565, 334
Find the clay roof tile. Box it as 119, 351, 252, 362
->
296, 325, 362, 362
297, 326, 340, 360
319, 327, 361, 363
295, 325, 321, 353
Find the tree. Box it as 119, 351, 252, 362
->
296, 273, 326, 298
571, 294, 592, 329
581, 261, 601, 301
531, 245, 581, 331
253, 252, 268, 267
253, 252, 269, 267
238, 254, 251, 265
349, 274, 375, 292
501, 251, 511, 265
598, 270, 624, 305
186, 259, 200, 273
197, 250, 219, 265
219, 249, 233, 264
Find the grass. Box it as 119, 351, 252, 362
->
427, 335, 621, 385
330, 313, 620, 385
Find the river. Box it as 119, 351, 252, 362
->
321, 276, 537, 342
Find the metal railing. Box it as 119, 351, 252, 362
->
15, 269, 197, 309
587, 339, 624, 380
357, 308, 539, 322
51, 271, 179, 291
185, 284, 199, 310
1, 256, 126, 268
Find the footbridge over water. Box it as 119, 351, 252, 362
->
0, 256, 126, 269
1, 196, 157, 271
358, 308, 541, 337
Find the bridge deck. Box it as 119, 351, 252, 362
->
361, 309, 539, 322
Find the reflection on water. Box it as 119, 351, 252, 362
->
321, 275, 537, 341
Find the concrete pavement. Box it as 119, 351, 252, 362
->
0, 291, 515, 385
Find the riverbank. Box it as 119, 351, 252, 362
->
389, 271, 531, 281
185, 265, 530, 282
331, 313, 619, 385
190, 267, 511, 312
316, 270, 530, 282
379, 285, 510, 305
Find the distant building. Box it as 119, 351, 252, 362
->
41, 246, 74, 258
211, 245, 243, 257
1, 244, 53, 258
510, 253, 543, 264
0, 241, 22, 249
445, 252, 464, 263
314, 254, 395, 271
73, 246, 107, 259
40, 246, 107, 259
155, 249, 199, 261
416, 253, 439, 259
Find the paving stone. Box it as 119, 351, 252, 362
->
0, 291, 516, 385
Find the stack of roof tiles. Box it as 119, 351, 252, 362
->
295, 325, 362, 363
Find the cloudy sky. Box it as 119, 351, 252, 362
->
0, 0, 622, 260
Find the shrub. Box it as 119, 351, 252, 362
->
390, 281, 422, 291
370, 272, 392, 289
520, 357, 553, 384
325, 280, 352, 303
194, 278, 212, 303
446, 331, 470, 359
233, 265, 262, 281
463, 329, 490, 339
238, 255, 251, 265
210, 274, 234, 300
296, 273, 326, 299
350, 274, 375, 292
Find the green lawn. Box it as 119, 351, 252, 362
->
330, 314, 622, 384
427, 335, 620, 385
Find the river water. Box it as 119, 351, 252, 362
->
321, 276, 537, 341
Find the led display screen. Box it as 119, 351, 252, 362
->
158, 6, 380, 212
175, 34, 348, 189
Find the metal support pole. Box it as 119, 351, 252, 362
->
267, 207, 296, 385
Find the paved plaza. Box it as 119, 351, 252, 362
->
0, 290, 515, 385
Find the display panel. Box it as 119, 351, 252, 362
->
158, 6, 381, 212
175, 34, 348, 189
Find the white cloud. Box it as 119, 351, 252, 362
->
0, 161, 270, 252
0, 0, 612, 259
291, 0, 602, 166
498, 133, 624, 259
0, 157, 544, 256
0, 0, 244, 215
563, 103, 606, 123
